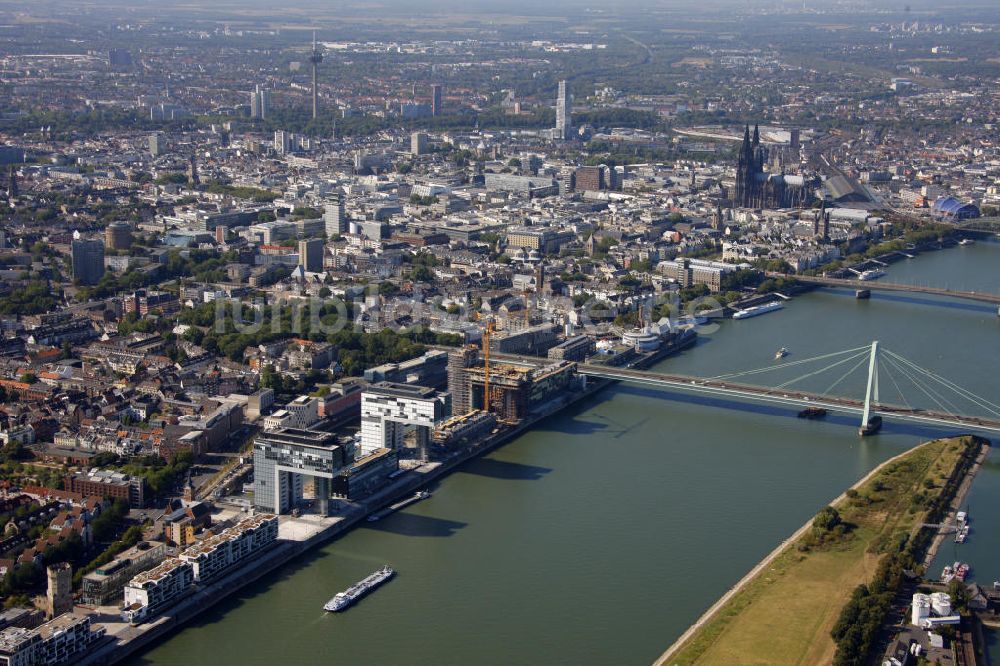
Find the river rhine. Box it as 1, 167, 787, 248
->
131, 240, 1000, 666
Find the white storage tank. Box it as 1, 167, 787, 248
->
911, 593, 931, 626
930, 592, 952, 617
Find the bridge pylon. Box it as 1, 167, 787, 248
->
861, 341, 880, 431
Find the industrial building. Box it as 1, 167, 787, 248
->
910, 591, 960, 628
252, 428, 346, 515
104, 222, 132, 250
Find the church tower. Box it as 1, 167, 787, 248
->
735, 125, 753, 207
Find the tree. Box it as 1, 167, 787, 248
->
291, 206, 321, 219
18, 373, 37, 384
260, 366, 283, 392
408, 265, 434, 282
90, 499, 130, 543
813, 506, 841, 532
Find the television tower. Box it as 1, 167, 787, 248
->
308, 31, 323, 120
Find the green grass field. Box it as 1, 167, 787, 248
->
665, 437, 970, 666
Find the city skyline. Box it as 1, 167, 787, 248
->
0, 0, 998, 664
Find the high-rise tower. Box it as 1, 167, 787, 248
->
6, 165, 17, 199
431, 84, 442, 116
308, 32, 323, 120
71, 238, 105, 285
188, 154, 199, 186
555, 80, 571, 140
250, 85, 271, 120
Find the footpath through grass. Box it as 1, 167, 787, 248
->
664, 436, 976, 666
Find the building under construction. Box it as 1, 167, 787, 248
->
432, 410, 497, 449
447, 347, 577, 424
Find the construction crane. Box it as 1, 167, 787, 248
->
481, 318, 495, 414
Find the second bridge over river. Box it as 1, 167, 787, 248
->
768, 272, 1000, 307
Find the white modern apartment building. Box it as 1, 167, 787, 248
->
121, 558, 194, 625
0, 613, 105, 666
261, 395, 319, 431
360, 382, 449, 459
178, 514, 278, 584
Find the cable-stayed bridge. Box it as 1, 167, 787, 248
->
503, 343, 1000, 435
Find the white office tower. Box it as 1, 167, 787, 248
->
324, 194, 347, 236
359, 383, 449, 460
274, 130, 291, 155
555, 80, 571, 140
250, 85, 271, 119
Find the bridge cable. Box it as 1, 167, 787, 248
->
886, 359, 958, 416
879, 357, 912, 410
822, 353, 873, 397
881, 355, 962, 417
880, 355, 960, 415
711, 345, 871, 381
882, 349, 1000, 418
881, 350, 1000, 416
773, 349, 871, 390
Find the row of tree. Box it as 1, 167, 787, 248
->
830, 437, 982, 665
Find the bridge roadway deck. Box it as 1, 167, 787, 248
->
769, 272, 1000, 306
576, 364, 1000, 434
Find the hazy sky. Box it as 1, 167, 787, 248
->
4, 0, 989, 11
